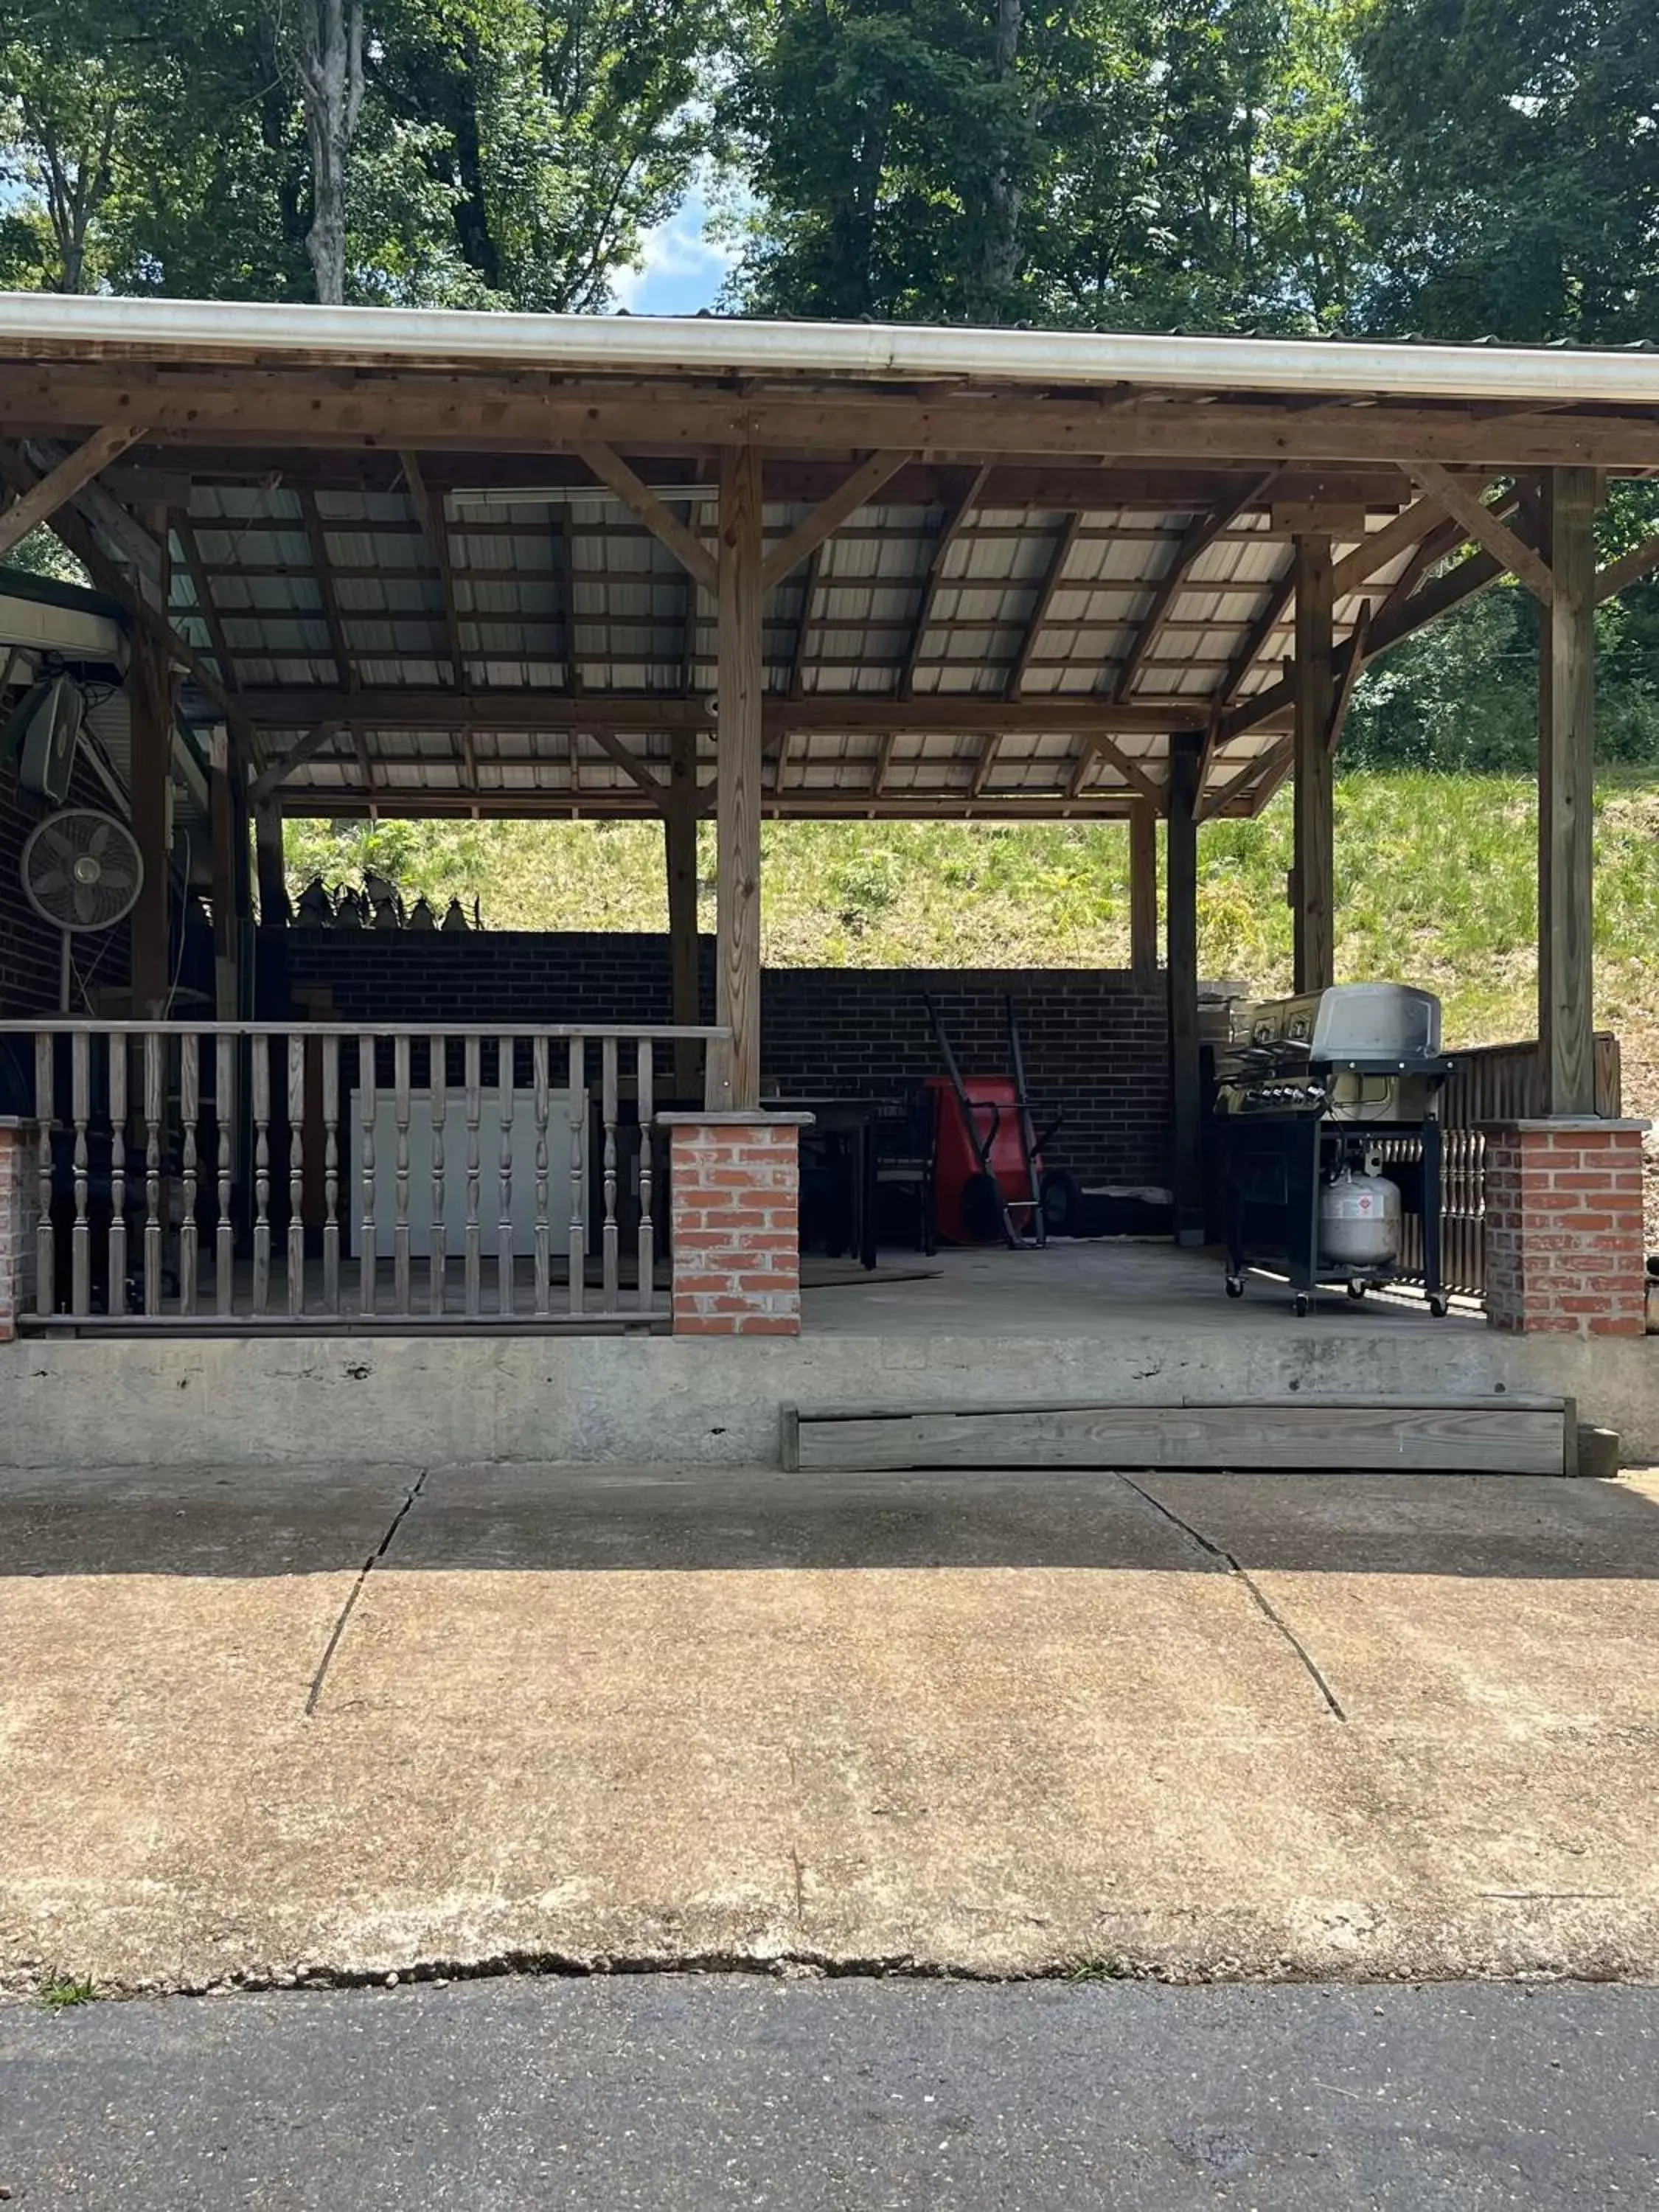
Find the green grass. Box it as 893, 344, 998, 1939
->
38, 1971, 98, 2010
286, 771, 1659, 1074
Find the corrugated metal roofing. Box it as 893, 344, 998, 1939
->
165, 475, 1405, 818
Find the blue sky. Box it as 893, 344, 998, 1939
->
611, 186, 739, 316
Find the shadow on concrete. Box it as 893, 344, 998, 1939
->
5, 1463, 1659, 1582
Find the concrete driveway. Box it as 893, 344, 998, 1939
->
4, 1461, 1659, 1995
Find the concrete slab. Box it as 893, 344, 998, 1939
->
5, 1463, 1659, 1995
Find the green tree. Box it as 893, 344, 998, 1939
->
1354, 0, 1659, 343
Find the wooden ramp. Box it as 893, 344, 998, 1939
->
782, 1395, 1579, 1477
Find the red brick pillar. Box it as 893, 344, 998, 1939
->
662, 1112, 811, 1336
1483, 1118, 1649, 1336
0, 1119, 38, 1343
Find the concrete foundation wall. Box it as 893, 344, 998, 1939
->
4, 1324, 1652, 1470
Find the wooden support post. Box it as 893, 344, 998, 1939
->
666, 726, 702, 1099
714, 446, 765, 1111
1292, 532, 1335, 992
1166, 731, 1204, 1246
209, 728, 242, 1023
128, 625, 173, 1018
1129, 804, 1158, 990
1538, 467, 1599, 1116
254, 804, 288, 927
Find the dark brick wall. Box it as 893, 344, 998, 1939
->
274, 931, 1172, 1188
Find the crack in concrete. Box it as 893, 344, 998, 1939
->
305, 1468, 430, 1719
1118, 1475, 1348, 1722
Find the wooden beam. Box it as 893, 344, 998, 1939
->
174, 517, 238, 692
249, 719, 345, 803
1595, 530, 1659, 602
576, 439, 718, 597
1166, 731, 1203, 1245
400, 451, 470, 695
254, 801, 288, 927
1219, 560, 1295, 703
1407, 460, 1556, 604
760, 449, 911, 593
1198, 737, 1288, 825
1129, 804, 1158, 990
1326, 603, 1370, 756
1064, 731, 1166, 806
583, 722, 666, 798
900, 464, 990, 698
1009, 512, 1083, 699
1114, 473, 1279, 703
299, 487, 354, 690
1292, 535, 1335, 993
788, 543, 822, 700
1539, 467, 1599, 1116
0, 442, 254, 758
237, 687, 1272, 739
10, 365, 1659, 466
970, 733, 1002, 799
715, 446, 765, 1110
128, 540, 174, 1018
1330, 493, 1452, 600
0, 420, 145, 560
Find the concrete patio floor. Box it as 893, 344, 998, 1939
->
5, 1458, 1659, 1998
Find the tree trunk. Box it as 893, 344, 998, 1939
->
273, 0, 365, 306
983, 0, 1025, 309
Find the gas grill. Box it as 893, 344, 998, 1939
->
1213, 984, 1455, 1315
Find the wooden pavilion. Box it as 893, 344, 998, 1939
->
0, 296, 1655, 1335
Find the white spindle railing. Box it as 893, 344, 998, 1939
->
4, 1020, 726, 1329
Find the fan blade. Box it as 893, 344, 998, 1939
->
87, 820, 111, 859
72, 883, 97, 925
33, 867, 67, 897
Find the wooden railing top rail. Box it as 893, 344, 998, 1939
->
0, 1019, 731, 1042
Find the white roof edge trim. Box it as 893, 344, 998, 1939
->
2, 292, 1659, 406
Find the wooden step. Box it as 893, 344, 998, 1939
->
782, 1394, 1579, 1477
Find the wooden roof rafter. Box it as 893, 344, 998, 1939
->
1112, 469, 1281, 705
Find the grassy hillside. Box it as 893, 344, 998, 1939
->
287, 770, 1659, 1060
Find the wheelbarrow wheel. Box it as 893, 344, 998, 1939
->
1040, 1167, 1082, 1237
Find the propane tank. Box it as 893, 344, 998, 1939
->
1320, 1151, 1400, 1270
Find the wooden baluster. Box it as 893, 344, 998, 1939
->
428, 1036, 448, 1316
215, 1034, 235, 1315
179, 1034, 199, 1316
70, 1029, 91, 1318
532, 1034, 551, 1318
498, 1035, 515, 1315
288, 1033, 306, 1316
251, 1034, 271, 1314
393, 1033, 412, 1316
567, 1037, 585, 1315
108, 1036, 128, 1317
143, 1033, 163, 1315
322, 1034, 341, 1312
600, 1035, 619, 1311
34, 1034, 54, 1316
464, 1033, 481, 1318
358, 1033, 377, 1317
636, 1037, 655, 1312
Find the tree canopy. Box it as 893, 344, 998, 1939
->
2, 0, 1655, 760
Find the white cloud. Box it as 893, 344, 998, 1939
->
612, 185, 741, 316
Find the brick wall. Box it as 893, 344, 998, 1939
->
667, 1116, 803, 1335
1484, 1119, 1648, 1337
273, 931, 1172, 1189
0, 1119, 36, 1340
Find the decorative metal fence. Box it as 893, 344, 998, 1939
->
4, 1020, 729, 1329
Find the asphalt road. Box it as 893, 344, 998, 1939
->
3, 1975, 1657, 2208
